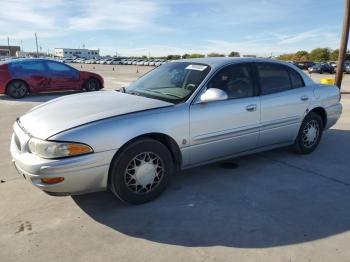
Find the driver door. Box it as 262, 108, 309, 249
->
189, 63, 260, 165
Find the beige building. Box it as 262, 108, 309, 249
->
54, 48, 99, 59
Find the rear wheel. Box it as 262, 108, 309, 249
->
292, 112, 323, 154
109, 138, 174, 204
84, 78, 101, 91
6, 80, 28, 99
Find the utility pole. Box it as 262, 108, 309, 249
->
335, 0, 350, 88
7, 36, 9, 46
35, 32, 39, 58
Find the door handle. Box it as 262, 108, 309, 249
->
246, 104, 257, 112
300, 95, 309, 101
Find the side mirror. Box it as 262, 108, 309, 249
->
200, 88, 228, 103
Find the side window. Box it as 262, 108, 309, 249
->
257, 63, 291, 95
208, 63, 255, 99
288, 68, 304, 88
20, 61, 46, 71
46, 62, 72, 72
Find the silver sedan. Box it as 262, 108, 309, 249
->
10, 58, 342, 204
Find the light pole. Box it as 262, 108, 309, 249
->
35, 32, 39, 58
335, 0, 350, 88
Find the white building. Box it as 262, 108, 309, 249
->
54, 48, 100, 59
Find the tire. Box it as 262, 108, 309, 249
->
109, 138, 174, 204
6, 80, 28, 99
84, 78, 101, 91
292, 112, 323, 154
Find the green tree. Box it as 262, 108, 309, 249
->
330, 49, 339, 61
207, 52, 225, 57
277, 53, 294, 61
182, 53, 191, 59
189, 53, 205, 58
166, 54, 181, 60
228, 51, 240, 57
309, 48, 331, 62
293, 50, 309, 61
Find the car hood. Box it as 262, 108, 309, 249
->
19, 91, 173, 139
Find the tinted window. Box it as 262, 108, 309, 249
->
46, 62, 72, 72
289, 68, 304, 88
208, 63, 255, 99
257, 63, 291, 95
19, 61, 46, 71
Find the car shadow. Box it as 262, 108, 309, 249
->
72, 128, 350, 248
0, 91, 81, 103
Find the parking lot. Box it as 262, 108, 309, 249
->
1, 64, 350, 262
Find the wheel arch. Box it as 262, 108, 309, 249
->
308, 107, 327, 128
107, 132, 182, 187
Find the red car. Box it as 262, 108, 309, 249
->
0, 58, 104, 98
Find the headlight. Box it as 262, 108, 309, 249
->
28, 138, 93, 159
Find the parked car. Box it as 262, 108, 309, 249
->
10, 58, 342, 204
295, 61, 315, 70
308, 63, 335, 74
0, 58, 104, 98
329, 61, 337, 68
344, 63, 350, 73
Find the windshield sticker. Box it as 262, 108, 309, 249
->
185, 64, 208, 71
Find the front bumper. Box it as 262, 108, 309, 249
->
10, 121, 116, 195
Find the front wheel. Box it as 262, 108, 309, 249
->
292, 112, 323, 154
109, 138, 174, 204
84, 78, 101, 91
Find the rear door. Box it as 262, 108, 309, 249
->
10, 60, 50, 92
189, 63, 260, 165
45, 61, 80, 90
256, 62, 312, 147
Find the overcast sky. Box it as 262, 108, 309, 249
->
0, 0, 344, 56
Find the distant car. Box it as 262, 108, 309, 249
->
296, 61, 315, 70
10, 58, 342, 204
308, 63, 335, 74
0, 59, 104, 98
343, 63, 350, 74
329, 61, 337, 68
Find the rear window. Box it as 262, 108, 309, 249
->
288, 68, 304, 88
257, 63, 291, 95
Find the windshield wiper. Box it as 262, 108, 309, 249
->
143, 88, 183, 98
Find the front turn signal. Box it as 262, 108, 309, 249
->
41, 177, 64, 184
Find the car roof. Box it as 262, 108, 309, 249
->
175, 57, 294, 70
3, 58, 58, 64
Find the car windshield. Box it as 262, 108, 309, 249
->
126, 62, 210, 103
